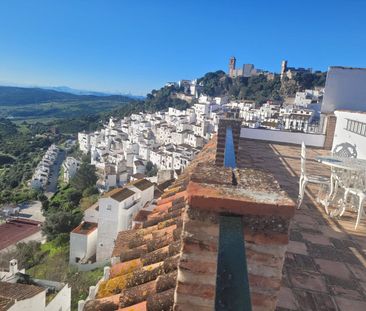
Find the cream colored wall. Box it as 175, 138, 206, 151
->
45, 284, 71, 311
8, 291, 46, 311
333, 111, 366, 159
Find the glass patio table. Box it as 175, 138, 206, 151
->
315, 155, 366, 216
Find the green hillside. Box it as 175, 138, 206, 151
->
0, 86, 136, 122
197, 70, 327, 104
0, 86, 132, 105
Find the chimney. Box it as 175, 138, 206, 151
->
174, 126, 295, 310
9, 259, 18, 275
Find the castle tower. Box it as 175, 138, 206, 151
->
229, 56, 236, 77
281, 60, 288, 80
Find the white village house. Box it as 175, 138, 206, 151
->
62, 156, 81, 183
69, 179, 154, 265
0, 259, 71, 311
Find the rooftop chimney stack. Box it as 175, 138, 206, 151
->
9, 259, 18, 275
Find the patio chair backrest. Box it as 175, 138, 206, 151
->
332, 142, 358, 158
300, 141, 307, 176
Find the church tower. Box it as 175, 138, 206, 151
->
229, 56, 236, 77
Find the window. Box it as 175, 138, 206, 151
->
345, 119, 366, 137
107, 204, 112, 211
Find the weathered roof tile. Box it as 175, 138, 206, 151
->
0, 282, 44, 301
88, 137, 216, 310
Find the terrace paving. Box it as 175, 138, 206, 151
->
238, 138, 366, 311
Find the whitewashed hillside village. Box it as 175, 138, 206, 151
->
78, 87, 322, 192
30, 144, 59, 190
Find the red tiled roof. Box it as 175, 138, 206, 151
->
130, 179, 154, 191
133, 210, 152, 223
0, 282, 44, 301
104, 188, 135, 202
131, 173, 145, 179
71, 221, 98, 235
0, 297, 14, 311
0, 218, 41, 251
84, 138, 217, 311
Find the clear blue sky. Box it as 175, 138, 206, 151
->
0, 0, 365, 95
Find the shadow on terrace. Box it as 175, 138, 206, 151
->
238, 138, 366, 311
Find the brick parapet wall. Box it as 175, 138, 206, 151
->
174, 207, 219, 311
173, 163, 295, 311
323, 114, 337, 150
215, 118, 241, 166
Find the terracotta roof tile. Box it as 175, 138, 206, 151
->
88, 138, 216, 311
131, 173, 145, 180
154, 201, 172, 213
0, 297, 14, 311
0, 282, 44, 301
84, 294, 120, 311
110, 259, 143, 279
105, 187, 136, 202
133, 210, 152, 223
146, 288, 175, 311
95, 189, 185, 309
118, 301, 146, 311
71, 221, 98, 235
131, 179, 154, 191
119, 280, 156, 308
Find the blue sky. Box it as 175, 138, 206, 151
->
0, 0, 365, 95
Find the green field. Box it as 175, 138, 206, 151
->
0, 100, 130, 122
0, 86, 139, 122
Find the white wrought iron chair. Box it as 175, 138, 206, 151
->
341, 172, 366, 229
298, 142, 330, 209
332, 142, 358, 158
328, 142, 358, 201
330, 143, 365, 228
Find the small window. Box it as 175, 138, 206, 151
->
107, 204, 112, 211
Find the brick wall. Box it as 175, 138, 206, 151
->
173, 163, 295, 311
215, 118, 241, 166
323, 114, 337, 150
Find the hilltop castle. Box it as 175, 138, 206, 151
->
280, 60, 312, 80
228, 56, 256, 78
228, 56, 274, 80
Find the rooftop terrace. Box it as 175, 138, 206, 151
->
239, 139, 366, 311
82, 128, 366, 311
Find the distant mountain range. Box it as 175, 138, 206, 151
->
42, 86, 145, 99
0, 85, 142, 106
